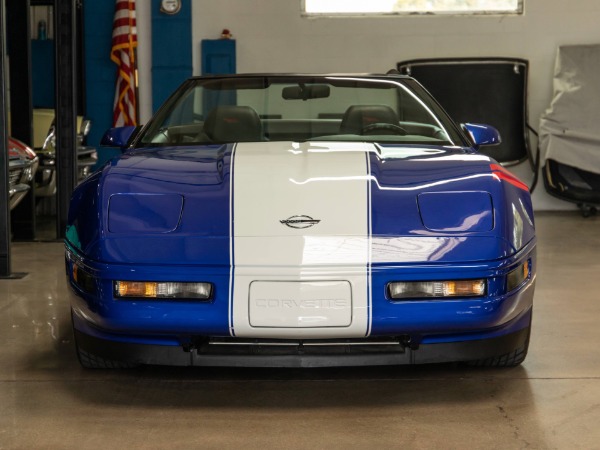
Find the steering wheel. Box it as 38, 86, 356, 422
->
361, 123, 408, 135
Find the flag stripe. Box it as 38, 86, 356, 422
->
112, 0, 137, 127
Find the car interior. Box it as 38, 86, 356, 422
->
139, 78, 458, 147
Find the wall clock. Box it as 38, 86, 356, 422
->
160, 0, 181, 15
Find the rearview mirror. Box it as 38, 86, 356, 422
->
282, 84, 330, 100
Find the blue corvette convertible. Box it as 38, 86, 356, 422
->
65, 73, 535, 368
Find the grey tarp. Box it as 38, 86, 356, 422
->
540, 44, 600, 175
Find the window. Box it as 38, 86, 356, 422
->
303, 0, 522, 15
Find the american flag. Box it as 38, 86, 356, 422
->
111, 0, 137, 127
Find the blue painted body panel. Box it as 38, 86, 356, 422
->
70, 145, 534, 264
67, 239, 535, 344
417, 191, 493, 232
100, 126, 137, 148
463, 123, 502, 147
67, 143, 535, 351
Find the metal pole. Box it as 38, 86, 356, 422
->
7, 0, 35, 241
55, 0, 78, 239
0, 0, 12, 277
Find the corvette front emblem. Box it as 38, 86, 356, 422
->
280, 215, 321, 229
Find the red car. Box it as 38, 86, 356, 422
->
7, 137, 38, 210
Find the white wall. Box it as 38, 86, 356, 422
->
139, 0, 600, 210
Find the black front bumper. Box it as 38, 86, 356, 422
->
74, 327, 530, 368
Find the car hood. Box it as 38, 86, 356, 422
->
68, 141, 535, 265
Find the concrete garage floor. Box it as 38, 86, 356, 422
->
0, 212, 599, 449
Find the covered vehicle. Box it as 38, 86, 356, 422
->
7, 137, 38, 210
66, 74, 536, 368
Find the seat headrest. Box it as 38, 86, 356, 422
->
204, 106, 263, 142
340, 105, 400, 134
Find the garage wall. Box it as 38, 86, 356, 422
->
140, 0, 600, 210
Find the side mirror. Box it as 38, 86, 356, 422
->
100, 126, 141, 149
462, 123, 501, 148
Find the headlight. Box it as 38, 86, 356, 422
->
506, 261, 530, 292
114, 281, 213, 300
387, 279, 486, 300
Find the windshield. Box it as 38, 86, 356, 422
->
138, 76, 464, 147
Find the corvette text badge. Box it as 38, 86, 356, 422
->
280, 215, 321, 229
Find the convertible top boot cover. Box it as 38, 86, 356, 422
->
540, 44, 600, 206
540, 45, 600, 176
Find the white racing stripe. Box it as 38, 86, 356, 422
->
231, 142, 371, 338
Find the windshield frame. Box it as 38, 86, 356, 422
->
133, 74, 469, 148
